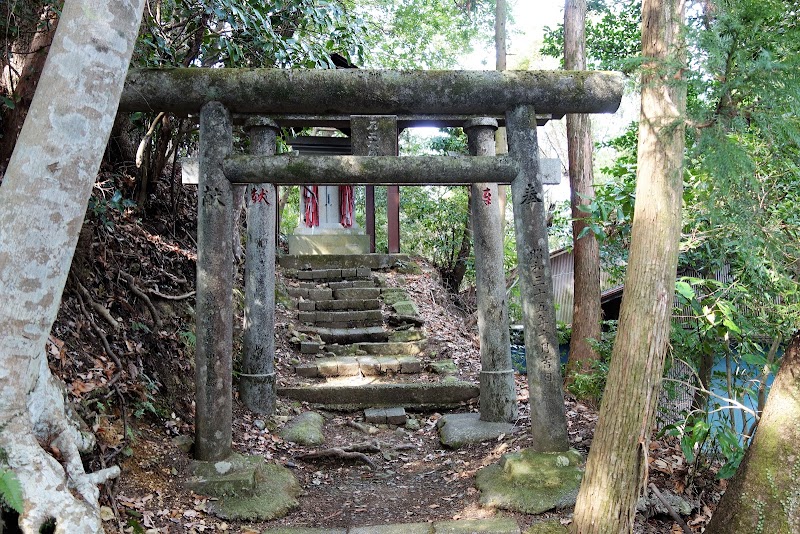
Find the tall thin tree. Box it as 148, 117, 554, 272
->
571, 0, 687, 531
564, 0, 602, 386
0, 1, 145, 531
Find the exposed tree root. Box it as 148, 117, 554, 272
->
120, 271, 162, 328
0, 355, 120, 533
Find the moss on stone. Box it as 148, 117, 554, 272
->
475, 449, 584, 514
524, 520, 569, 534
280, 411, 325, 446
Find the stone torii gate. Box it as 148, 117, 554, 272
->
120, 68, 623, 462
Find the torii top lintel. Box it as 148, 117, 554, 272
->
119, 68, 625, 123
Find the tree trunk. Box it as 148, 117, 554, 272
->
0, 1, 144, 532
570, 0, 686, 531
564, 0, 602, 386
495, 0, 509, 235
0, 7, 59, 175
705, 332, 800, 534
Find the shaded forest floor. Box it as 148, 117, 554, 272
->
45, 177, 728, 533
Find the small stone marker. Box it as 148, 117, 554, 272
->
539, 158, 562, 185
364, 407, 407, 425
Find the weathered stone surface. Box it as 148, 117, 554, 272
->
186, 454, 299, 521
384, 407, 407, 425
316, 359, 340, 377
358, 342, 423, 356
298, 311, 316, 324
280, 412, 325, 446
433, 517, 520, 534
378, 356, 401, 373
357, 356, 382, 376
265, 529, 346, 534
397, 356, 423, 374
294, 364, 319, 378
315, 310, 383, 325
392, 300, 419, 316
307, 289, 334, 301
327, 280, 375, 290
309, 326, 389, 344
389, 329, 426, 342
300, 341, 321, 354
335, 287, 381, 300
350, 523, 432, 534
380, 289, 409, 306
278, 382, 479, 410
637, 488, 693, 517
428, 360, 459, 375
122, 68, 625, 117
288, 234, 370, 255
364, 407, 387, 424
356, 267, 372, 279
315, 299, 381, 311
298, 300, 316, 312
524, 521, 569, 534
278, 254, 413, 271
475, 449, 583, 514
336, 357, 361, 376
437, 413, 516, 449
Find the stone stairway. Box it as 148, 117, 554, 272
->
277, 256, 479, 410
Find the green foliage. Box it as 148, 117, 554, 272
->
541, 0, 641, 72
565, 321, 616, 404
134, 0, 366, 68
662, 411, 745, 480
350, 0, 495, 68
87, 186, 136, 229
0, 468, 24, 514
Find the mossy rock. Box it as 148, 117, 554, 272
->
280, 411, 325, 446
209, 463, 300, 521
394, 260, 422, 274
381, 289, 409, 306
475, 449, 584, 514
186, 454, 300, 521
392, 300, 419, 316
428, 360, 459, 375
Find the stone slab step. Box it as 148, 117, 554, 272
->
298, 310, 383, 327
288, 288, 334, 300
327, 280, 375, 290
334, 287, 381, 300
314, 299, 381, 311
356, 341, 425, 356
278, 253, 412, 271
294, 356, 423, 378
266, 517, 519, 533
278, 381, 480, 410
295, 267, 371, 282
304, 326, 389, 344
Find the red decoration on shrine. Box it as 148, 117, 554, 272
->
251, 187, 269, 204
482, 187, 492, 205
303, 185, 319, 227
339, 185, 355, 227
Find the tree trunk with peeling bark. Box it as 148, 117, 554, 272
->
0, 1, 144, 532
564, 0, 602, 386
570, 0, 686, 531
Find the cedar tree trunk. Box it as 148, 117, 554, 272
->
0, 1, 144, 531
570, 0, 686, 531
564, 0, 602, 385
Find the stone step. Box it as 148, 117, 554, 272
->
294, 356, 423, 378
327, 280, 376, 290
300, 299, 381, 312
298, 310, 383, 327
278, 253, 412, 271
304, 326, 390, 344
265, 517, 520, 533
295, 267, 372, 282
334, 287, 381, 300
278, 381, 480, 410
288, 288, 334, 301
356, 341, 425, 356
